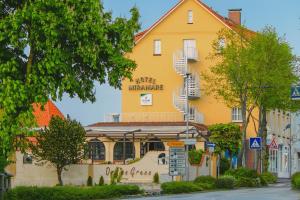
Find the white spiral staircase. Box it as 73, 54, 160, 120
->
172, 48, 203, 123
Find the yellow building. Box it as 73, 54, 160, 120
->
122, 0, 254, 134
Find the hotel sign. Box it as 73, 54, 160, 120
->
129, 76, 164, 91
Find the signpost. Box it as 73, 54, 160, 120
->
206, 142, 216, 176
169, 146, 186, 177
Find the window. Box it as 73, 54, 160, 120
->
232, 107, 242, 122
88, 139, 105, 161
217, 38, 226, 53
188, 10, 193, 24
153, 40, 161, 55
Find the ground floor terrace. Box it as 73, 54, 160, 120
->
84, 122, 209, 164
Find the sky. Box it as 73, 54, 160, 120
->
55, 0, 300, 126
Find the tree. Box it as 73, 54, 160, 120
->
203, 27, 257, 166
0, 1, 140, 157
208, 123, 242, 168
30, 116, 86, 186
246, 27, 299, 172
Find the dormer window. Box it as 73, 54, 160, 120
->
188, 10, 193, 24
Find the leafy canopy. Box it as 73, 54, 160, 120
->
0, 1, 140, 156
208, 123, 241, 156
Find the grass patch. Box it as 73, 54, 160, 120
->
161, 181, 203, 194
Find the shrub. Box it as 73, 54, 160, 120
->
259, 175, 268, 186
194, 176, 216, 185
235, 177, 261, 188
219, 158, 230, 175
161, 182, 202, 194
0, 156, 9, 173
216, 176, 235, 189
291, 172, 300, 189
188, 149, 204, 165
110, 167, 123, 185
98, 176, 104, 186
153, 172, 159, 184
87, 176, 93, 186
225, 167, 258, 179
3, 185, 142, 200
260, 172, 277, 184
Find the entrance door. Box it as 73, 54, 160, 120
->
183, 39, 196, 59
278, 145, 290, 178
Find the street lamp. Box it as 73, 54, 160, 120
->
185, 73, 191, 181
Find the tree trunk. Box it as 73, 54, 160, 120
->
258, 105, 269, 173
261, 106, 269, 172
57, 167, 63, 186
237, 100, 248, 167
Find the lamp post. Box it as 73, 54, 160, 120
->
185, 73, 191, 181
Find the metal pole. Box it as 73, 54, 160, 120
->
185, 73, 191, 181
123, 134, 126, 165
289, 113, 292, 178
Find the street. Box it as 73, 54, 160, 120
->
124, 183, 300, 200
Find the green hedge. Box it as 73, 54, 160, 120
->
216, 176, 235, 189
194, 176, 216, 189
3, 185, 141, 200
235, 177, 261, 187
225, 167, 258, 179
161, 182, 203, 194
260, 172, 277, 184
291, 172, 300, 189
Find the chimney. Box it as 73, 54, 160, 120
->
228, 9, 242, 25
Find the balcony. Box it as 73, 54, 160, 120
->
184, 47, 198, 61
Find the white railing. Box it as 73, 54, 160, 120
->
173, 50, 188, 76
173, 89, 187, 113
187, 73, 201, 98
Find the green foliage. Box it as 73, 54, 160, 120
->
87, 176, 93, 187
3, 185, 141, 200
188, 149, 204, 165
194, 176, 216, 185
98, 176, 104, 186
153, 172, 159, 184
110, 167, 123, 185
30, 117, 86, 186
208, 123, 241, 157
225, 167, 259, 179
259, 175, 268, 186
235, 177, 261, 188
194, 176, 216, 190
216, 176, 235, 189
220, 158, 231, 175
260, 172, 277, 184
291, 172, 300, 189
161, 182, 203, 194
0, 0, 140, 157
0, 155, 9, 173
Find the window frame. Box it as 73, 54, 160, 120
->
232, 107, 242, 122
187, 10, 193, 24
153, 39, 161, 56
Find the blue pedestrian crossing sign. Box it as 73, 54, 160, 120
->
249, 137, 262, 150
291, 86, 300, 100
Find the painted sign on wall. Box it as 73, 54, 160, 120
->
128, 76, 164, 91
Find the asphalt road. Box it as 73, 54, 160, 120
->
124, 183, 300, 200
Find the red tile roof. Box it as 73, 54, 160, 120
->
33, 100, 64, 127
134, 0, 255, 43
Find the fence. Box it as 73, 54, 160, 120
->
0, 173, 12, 199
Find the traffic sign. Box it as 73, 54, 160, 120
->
208, 146, 215, 153
291, 86, 300, 100
169, 147, 186, 176
269, 138, 278, 150
249, 137, 262, 150
206, 142, 216, 148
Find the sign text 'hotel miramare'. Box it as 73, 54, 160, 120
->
128, 76, 164, 91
